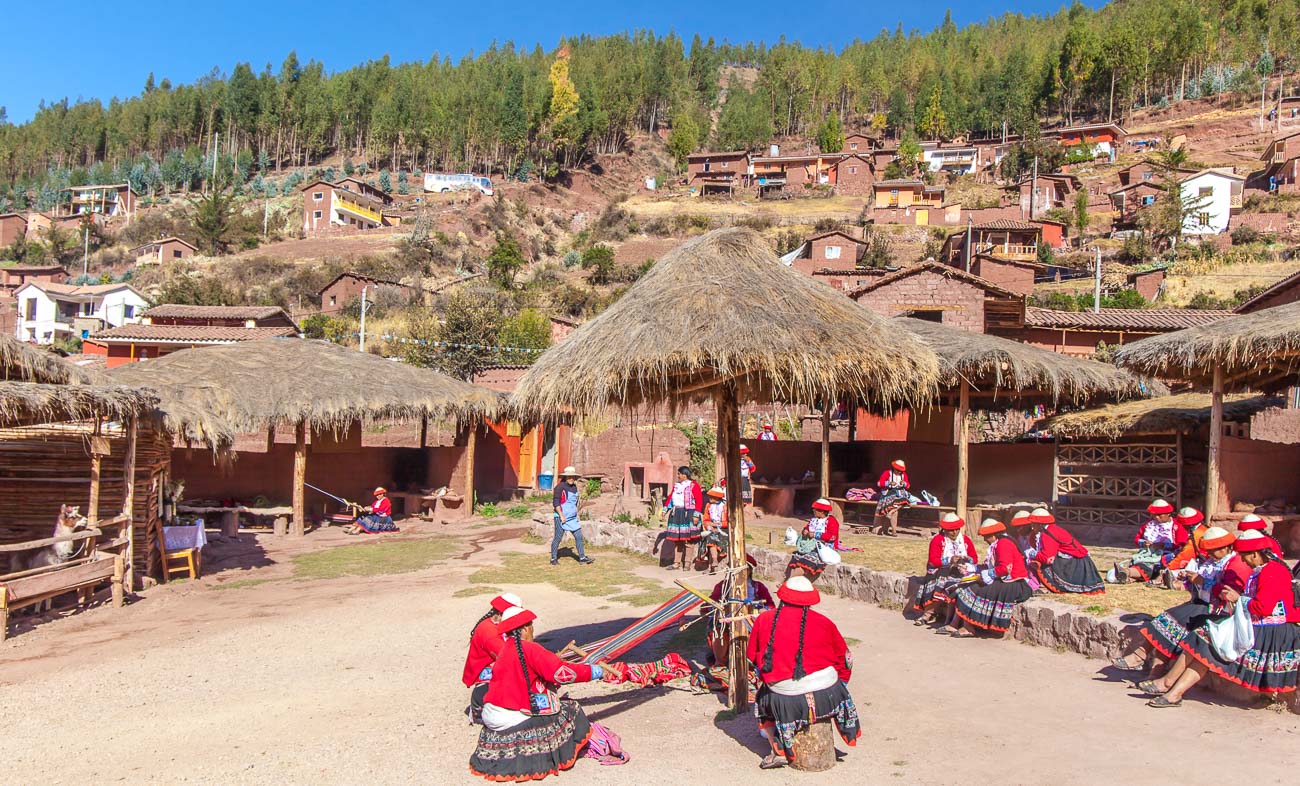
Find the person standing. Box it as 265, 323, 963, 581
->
758, 423, 778, 441
739, 445, 756, 507
551, 467, 594, 566
664, 466, 703, 571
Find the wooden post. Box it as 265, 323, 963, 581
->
1175, 430, 1184, 507
111, 554, 125, 608
1205, 364, 1223, 519
419, 416, 428, 449
121, 416, 138, 590
717, 381, 749, 713
464, 422, 478, 511
820, 405, 831, 499
846, 396, 857, 443
955, 381, 971, 520
292, 420, 307, 536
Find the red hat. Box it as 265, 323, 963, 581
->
763, 423, 773, 430
811, 498, 833, 512
891, 459, 906, 471
706, 485, 726, 499
1234, 530, 1271, 552
1009, 511, 1034, 527
373, 486, 387, 495
745, 554, 757, 568
939, 513, 965, 531
1174, 507, 1204, 527
739, 444, 750, 455
1238, 513, 1269, 532
497, 606, 537, 635
978, 519, 1006, 536
1029, 507, 1054, 525
1147, 499, 1173, 515
777, 576, 820, 607
1200, 526, 1235, 551
490, 592, 524, 613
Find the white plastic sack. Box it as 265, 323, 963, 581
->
817, 543, 842, 565
1207, 598, 1256, 662
784, 527, 799, 546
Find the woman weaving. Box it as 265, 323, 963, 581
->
462, 592, 524, 722
873, 460, 910, 536
912, 513, 978, 625
787, 498, 840, 581
699, 485, 729, 574
948, 519, 1031, 637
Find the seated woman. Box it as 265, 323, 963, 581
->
1028, 508, 1105, 596
462, 592, 524, 721
348, 486, 397, 534
787, 498, 840, 581
1111, 526, 1247, 675
873, 459, 910, 536
663, 466, 703, 571
703, 554, 775, 675
912, 513, 977, 625
699, 485, 729, 574
746, 576, 860, 770
1140, 530, 1297, 707
949, 519, 1031, 638
1160, 507, 1208, 588
1111, 499, 1185, 584
469, 607, 614, 782
1238, 513, 1285, 557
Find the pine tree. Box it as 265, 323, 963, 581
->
815, 113, 844, 153
378, 169, 392, 193
919, 86, 948, 139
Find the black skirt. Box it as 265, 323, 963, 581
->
788, 548, 826, 579
469, 698, 592, 782
1033, 555, 1105, 595
755, 681, 861, 760
741, 475, 753, 503
954, 580, 1032, 633
914, 567, 963, 610
1138, 600, 1211, 658
468, 683, 490, 724
665, 507, 701, 542
1183, 622, 1300, 695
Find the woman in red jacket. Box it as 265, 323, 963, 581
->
462, 592, 524, 722
948, 519, 1032, 637
1142, 530, 1300, 707
469, 607, 613, 782
746, 576, 860, 770
1028, 508, 1105, 596
1238, 513, 1286, 557
912, 513, 977, 625
787, 498, 840, 580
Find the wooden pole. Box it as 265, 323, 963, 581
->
820, 405, 831, 499
465, 422, 478, 511
121, 416, 138, 590
955, 381, 971, 520
717, 382, 749, 713
846, 396, 857, 443
1205, 364, 1223, 519
292, 420, 307, 536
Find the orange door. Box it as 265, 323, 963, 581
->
517, 426, 538, 488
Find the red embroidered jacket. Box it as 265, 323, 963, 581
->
1247, 560, 1300, 622
462, 617, 503, 687
746, 606, 851, 684
878, 470, 910, 489
927, 533, 977, 570
483, 640, 595, 713
1034, 523, 1089, 564
991, 537, 1028, 580
371, 496, 392, 516
804, 515, 841, 549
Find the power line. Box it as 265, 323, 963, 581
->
338, 332, 547, 354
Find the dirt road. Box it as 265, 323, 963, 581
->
1, 524, 1295, 785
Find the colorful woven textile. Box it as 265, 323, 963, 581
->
604, 653, 691, 686
563, 592, 703, 664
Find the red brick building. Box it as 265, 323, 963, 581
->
83, 305, 301, 368
686, 151, 751, 195
992, 307, 1231, 357
1126, 267, 1167, 301
848, 261, 1025, 333
940, 219, 1042, 268
1108, 181, 1165, 228
967, 254, 1040, 296
830, 154, 875, 195
1252, 131, 1300, 194
1008, 173, 1082, 219
0, 263, 68, 296
318, 271, 432, 314
0, 212, 28, 246
1235, 270, 1300, 313
841, 133, 876, 154
130, 236, 198, 264
302, 180, 390, 234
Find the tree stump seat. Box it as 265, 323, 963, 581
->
789, 719, 836, 772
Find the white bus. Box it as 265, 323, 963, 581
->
423, 172, 494, 196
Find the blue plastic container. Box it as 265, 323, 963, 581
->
537, 474, 555, 491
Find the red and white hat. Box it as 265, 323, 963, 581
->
706, 485, 726, 499
1238, 513, 1270, 532
777, 575, 821, 607
373, 486, 387, 495
1234, 530, 1271, 552
978, 518, 1006, 536
891, 459, 906, 471
811, 498, 833, 512
763, 423, 773, 430
490, 592, 524, 613
1147, 499, 1174, 515
1029, 507, 1054, 525
939, 513, 965, 531
1200, 526, 1235, 551
498, 606, 537, 635
739, 444, 750, 455
1174, 506, 1204, 527
1010, 510, 1033, 527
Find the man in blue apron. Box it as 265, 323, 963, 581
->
551, 466, 594, 566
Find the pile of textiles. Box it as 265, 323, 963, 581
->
845, 488, 876, 502
582, 722, 629, 766
603, 653, 691, 686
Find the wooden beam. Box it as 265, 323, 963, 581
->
820, 406, 831, 499
717, 382, 749, 713
419, 416, 428, 449
292, 420, 307, 536
88, 454, 102, 526
121, 416, 138, 590
465, 422, 479, 511
1205, 364, 1223, 519
955, 380, 971, 520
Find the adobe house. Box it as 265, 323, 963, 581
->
301, 179, 390, 234
318, 271, 433, 314
1007, 173, 1082, 219
991, 307, 1232, 357
841, 133, 876, 154
57, 184, 139, 219
0, 212, 28, 246
1235, 269, 1300, 314
686, 151, 751, 196
1126, 267, 1168, 301
83, 304, 301, 368
871, 145, 898, 171
1250, 130, 1300, 194
1117, 160, 1160, 187
550, 314, 580, 343
1033, 218, 1069, 249
1046, 122, 1127, 161
830, 154, 874, 195
0, 263, 68, 296
333, 176, 394, 206
966, 254, 1041, 296
130, 236, 198, 265
801, 229, 867, 269
848, 261, 1026, 333
1108, 181, 1165, 228
750, 149, 841, 190
940, 219, 1042, 268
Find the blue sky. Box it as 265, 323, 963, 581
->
0, 0, 1099, 124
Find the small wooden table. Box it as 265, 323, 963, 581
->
751, 482, 818, 518
177, 504, 294, 536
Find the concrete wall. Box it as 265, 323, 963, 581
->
854, 270, 986, 332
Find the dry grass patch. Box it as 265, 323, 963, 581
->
468, 548, 674, 607
291, 536, 462, 581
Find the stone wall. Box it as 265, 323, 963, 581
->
534, 515, 1299, 713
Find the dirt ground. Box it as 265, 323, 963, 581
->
2, 518, 1296, 786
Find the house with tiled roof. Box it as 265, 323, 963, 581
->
990, 306, 1231, 357
83, 303, 302, 367
13, 280, 147, 344
1234, 269, 1300, 314
849, 260, 1026, 333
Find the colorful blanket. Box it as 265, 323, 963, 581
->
603, 653, 692, 686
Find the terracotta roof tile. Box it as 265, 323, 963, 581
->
1023, 307, 1231, 331
143, 304, 288, 320
89, 324, 299, 344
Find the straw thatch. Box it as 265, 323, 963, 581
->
1113, 300, 1300, 391
0, 335, 95, 384
1043, 392, 1278, 438
512, 228, 940, 417
0, 381, 158, 426
896, 317, 1162, 408
108, 338, 504, 433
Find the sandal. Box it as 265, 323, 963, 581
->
1147, 695, 1181, 708
1111, 657, 1144, 672
759, 754, 787, 770
1137, 680, 1166, 696
665, 565, 678, 571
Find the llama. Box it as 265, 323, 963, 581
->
10, 505, 90, 614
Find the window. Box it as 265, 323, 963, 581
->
1198, 212, 1211, 227
721, 162, 729, 169
81, 302, 94, 316
904, 309, 944, 323
850, 142, 859, 150
849, 166, 858, 175
24, 298, 36, 320
824, 245, 842, 260
329, 295, 337, 307
173, 249, 183, 258
702, 162, 711, 173
1142, 195, 1156, 206
1142, 171, 1153, 180
313, 210, 323, 220
313, 192, 324, 202
123, 305, 135, 319
1198, 186, 1213, 199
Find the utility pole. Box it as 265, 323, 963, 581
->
1093, 246, 1102, 314
212, 132, 219, 186
82, 227, 89, 277
263, 198, 269, 238
358, 285, 370, 352
964, 217, 973, 273
1029, 156, 1038, 220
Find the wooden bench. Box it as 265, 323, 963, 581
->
0, 527, 128, 641
828, 497, 983, 536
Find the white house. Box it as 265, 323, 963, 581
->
14, 281, 148, 344
919, 142, 979, 175
1179, 169, 1245, 236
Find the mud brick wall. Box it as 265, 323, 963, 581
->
854, 270, 986, 332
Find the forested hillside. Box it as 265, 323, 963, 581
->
0, 0, 1296, 208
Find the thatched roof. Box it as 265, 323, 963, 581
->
896, 317, 1160, 408
512, 228, 940, 418
1044, 392, 1278, 438
1113, 300, 1300, 391
108, 338, 504, 433
0, 381, 158, 426
0, 335, 95, 384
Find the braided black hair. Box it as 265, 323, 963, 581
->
469, 608, 496, 641
793, 607, 809, 680
760, 604, 785, 673
509, 629, 541, 714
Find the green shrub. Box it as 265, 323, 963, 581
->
584, 478, 602, 498
505, 505, 531, 519
478, 502, 501, 518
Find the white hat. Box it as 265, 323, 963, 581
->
1178, 507, 1199, 519
1012, 510, 1031, 521
560, 466, 579, 477
1241, 513, 1264, 524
